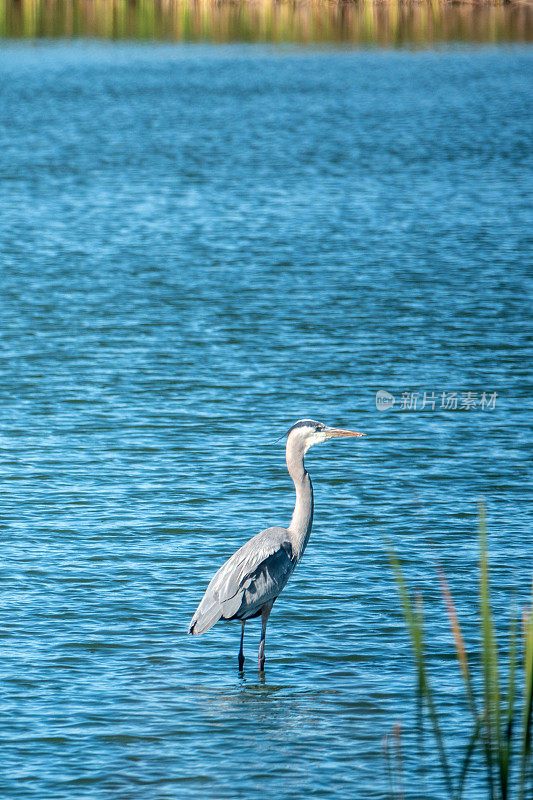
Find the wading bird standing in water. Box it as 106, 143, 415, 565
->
188, 419, 365, 672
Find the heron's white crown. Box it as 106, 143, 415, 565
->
286, 419, 328, 452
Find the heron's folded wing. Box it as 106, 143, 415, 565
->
188, 528, 296, 634
226, 542, 296, 618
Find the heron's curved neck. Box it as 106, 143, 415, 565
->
286, 440, 314, 561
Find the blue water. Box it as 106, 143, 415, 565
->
1, 42, 532, 799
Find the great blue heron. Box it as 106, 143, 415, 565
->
188, 419, 365, 672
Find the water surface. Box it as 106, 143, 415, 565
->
1, 43, 532, 799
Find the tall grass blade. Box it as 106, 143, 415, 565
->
455, 716, 482, 800
518, 596, 533, 800
388, 547, 454, 795
501, 608, 518, 793
422, 677, 454, 795
388, 547, 418, 652
479, 502, 500, 799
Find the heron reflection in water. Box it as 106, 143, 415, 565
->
189, 419, 365, 672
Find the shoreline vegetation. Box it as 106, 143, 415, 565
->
1, 0, 532, 44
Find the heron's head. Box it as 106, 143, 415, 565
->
285, 419, 365, 454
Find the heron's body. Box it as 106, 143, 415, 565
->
188, 419, 364, 671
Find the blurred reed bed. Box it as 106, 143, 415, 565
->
0, 0, 532, 44
388, 504, 533, 799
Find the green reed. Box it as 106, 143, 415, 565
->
388, 504, 532, 799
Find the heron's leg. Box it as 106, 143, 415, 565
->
258, 601, 273, 672
238, 621, 246, 671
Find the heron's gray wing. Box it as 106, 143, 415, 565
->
188, 527, 296, 635
220, 539, 295, 620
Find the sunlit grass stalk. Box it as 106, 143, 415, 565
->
439, 565, 477, 719
438, 563, 489, 799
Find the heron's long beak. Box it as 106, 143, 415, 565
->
324, 427, 365, 439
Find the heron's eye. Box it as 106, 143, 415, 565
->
315, 425, 321, 431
